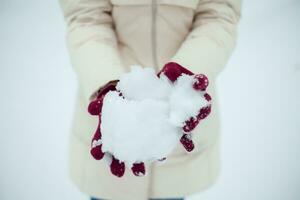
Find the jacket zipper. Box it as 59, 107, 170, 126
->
151, 0, 159, 72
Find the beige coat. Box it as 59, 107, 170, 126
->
59, 0, 241, 199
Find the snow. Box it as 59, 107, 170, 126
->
169, 74, 209, 127
100, 65, 209, 165
101, 91, 180, 165
116, 65, 172, 100
91, 139, 102, 148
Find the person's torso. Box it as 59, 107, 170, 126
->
111, 0, 200, 72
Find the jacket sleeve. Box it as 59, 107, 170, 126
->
59, 0, 125, 102
170, 0, 241, 80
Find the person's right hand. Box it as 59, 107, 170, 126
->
88, 80, 146, 178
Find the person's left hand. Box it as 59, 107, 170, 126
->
157, 62, 212, 152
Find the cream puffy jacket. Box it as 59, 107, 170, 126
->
59, 0, 241, 199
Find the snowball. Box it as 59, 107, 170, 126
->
100, 65, 209, 165
116, 65, 172, 101
101, 91, 181, 165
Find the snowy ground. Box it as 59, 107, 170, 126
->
0, 0, 299, 199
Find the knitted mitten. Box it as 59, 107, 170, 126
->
88, 80, 146, 177
157, 62, 212, 152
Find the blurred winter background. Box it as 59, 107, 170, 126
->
0, 0, 299, 199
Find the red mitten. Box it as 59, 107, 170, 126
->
157, 62, 212, 152
88, 80, 146, 177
